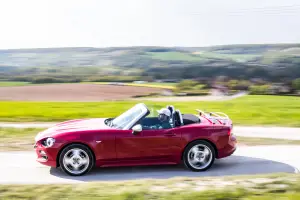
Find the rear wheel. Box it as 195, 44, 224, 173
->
59, 144, 94, 176
183, 140, 215, 171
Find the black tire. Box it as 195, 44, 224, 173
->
59, 144, 94, 176
183, 140, 216, 172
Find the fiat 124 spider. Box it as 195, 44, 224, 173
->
34, 103, 236, 176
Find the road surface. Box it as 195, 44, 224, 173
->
0, 145, 299, 184
1, 122, 299, 140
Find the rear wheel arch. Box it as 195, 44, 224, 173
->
181, 139, 218, 160
56, 142, 96, 167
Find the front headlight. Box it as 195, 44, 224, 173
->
42, 138, 56, 147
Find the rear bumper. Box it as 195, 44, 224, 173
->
217, 134, 237, 159
217, 145, 236, 159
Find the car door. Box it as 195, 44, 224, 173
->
115, 129, 145, 161
140, 127, 182, 162
115, 127, 182, 163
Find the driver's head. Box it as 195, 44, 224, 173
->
157, 108, 171, 122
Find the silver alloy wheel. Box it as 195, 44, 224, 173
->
62, 148, 90, 175
187, 144, 212, 170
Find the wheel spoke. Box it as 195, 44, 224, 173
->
203, 148, 210, 157
64, 157, 73, 165
80, 158, 88, 165
190, 158, 199, 164
72, 164, 79, 170
191, 147, 198, 155
72, 149, 80, 157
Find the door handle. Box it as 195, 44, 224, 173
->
164, 133, 176, 137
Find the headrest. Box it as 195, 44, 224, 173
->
167, 105, 175, 114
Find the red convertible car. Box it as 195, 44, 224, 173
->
34, 103, 236, 176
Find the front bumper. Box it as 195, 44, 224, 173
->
34, 142, 58, 167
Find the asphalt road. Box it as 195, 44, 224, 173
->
0, 145, 299, 184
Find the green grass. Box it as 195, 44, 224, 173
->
197, 52, 260, 62
147, 51, 260, 63
0, 127, 43, 138
0, 173, 299, 200
0, 95, 299, 126
0, 128, 43, 151
261, 51, 289, 64
0, 81, 31, 87
237, 136, 300, 146
147, 52, 205, 61
260, 50, 300, 65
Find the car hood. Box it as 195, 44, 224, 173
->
35, 118, 111, 141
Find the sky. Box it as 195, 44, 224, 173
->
0, 0, 299, 49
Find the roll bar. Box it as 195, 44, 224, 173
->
195, 109, 231, 125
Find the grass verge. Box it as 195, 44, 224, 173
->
237, 136, 300, 146
0, 81, 31, 87
0, 128, 43, 151
0, 173, 299, 200
0, 95, 300, 126
1, 128, 300, 151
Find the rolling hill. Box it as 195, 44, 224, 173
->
1, 44, 300, 82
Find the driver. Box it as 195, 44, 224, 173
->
157, 108, 172, 129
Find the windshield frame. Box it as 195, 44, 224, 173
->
111, 103, 149, 130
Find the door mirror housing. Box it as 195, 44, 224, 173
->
132, 124, 142, 135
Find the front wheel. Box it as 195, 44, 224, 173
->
59, 144, 94, 176
183, 140, 215, 171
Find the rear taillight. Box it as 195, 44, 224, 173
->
228, 128, 232, 136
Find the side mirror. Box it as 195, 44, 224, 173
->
132, 124, 142, 135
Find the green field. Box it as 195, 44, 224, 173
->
147, 51, 260, 63
198, 52, 260, 62
0, 173, 299, 200
0, 128, 43, 151
147, 52, 205, 61
0, 81, 31, 87
0, 95, 299, 126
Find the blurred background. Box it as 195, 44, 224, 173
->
0, 0, 300, 99
1, 0, 300, 199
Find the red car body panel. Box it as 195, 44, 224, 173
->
35, 114, 236, 168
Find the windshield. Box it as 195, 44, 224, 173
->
111, 103, 149, 129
